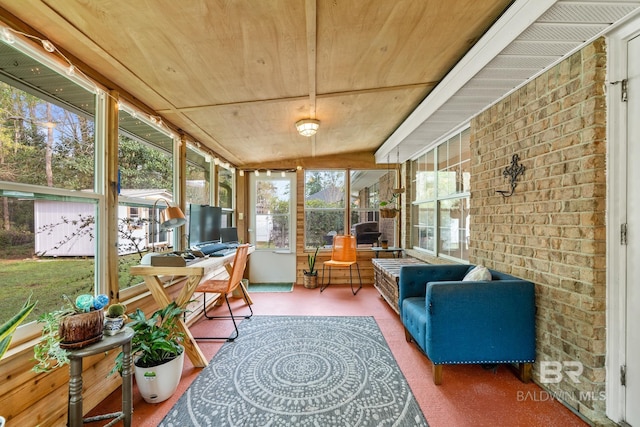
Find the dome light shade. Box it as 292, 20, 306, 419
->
295, 119, 320, 137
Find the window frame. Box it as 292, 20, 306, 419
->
304, 169, 397, 249
411, 126, 471, 262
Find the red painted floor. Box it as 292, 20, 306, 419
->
89, 284, 588, 427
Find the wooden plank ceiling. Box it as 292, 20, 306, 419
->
0, 0, 512, 168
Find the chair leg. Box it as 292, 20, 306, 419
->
201, 290, 252, 320
404, 327, 412, 342
193, 293, 241, 342
320, 265, 331, 292
236, 285, 254, 319
351, 263, 362, 295
432, 364, 443, 385
518, 363, 533, 383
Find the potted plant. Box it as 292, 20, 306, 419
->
379, 185, 405, 218
33, 294, 108, 373
113, 302, 186, 403
303, 246, 320, 289
104, 303, 127, 336
0, 296, 37, 360
379, 238, 389, 249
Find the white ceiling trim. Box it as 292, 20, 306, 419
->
375, 0, 640, 164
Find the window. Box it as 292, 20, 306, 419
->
218, 166, 234, 227
304, 171, 346, 248
349, 169, 398, 246
304, 170, 396, 249
412, 128, 470, 261
186, 145, 211, 206
350, 170, 382, 224
116, 109, 176, 289
0, 39, 99, 325
255, 177, 290, 249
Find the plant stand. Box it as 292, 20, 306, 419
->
67, 327, 134, 427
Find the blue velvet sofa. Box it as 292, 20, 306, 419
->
398, 264, 535, 384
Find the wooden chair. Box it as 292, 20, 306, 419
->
192, 244, 252, 341
320, 235, 362, 295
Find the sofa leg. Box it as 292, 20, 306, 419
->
518, 363, 532, 383
404, 327, 412, 342
432, 364, 443, 385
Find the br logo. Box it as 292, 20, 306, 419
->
539, 361, 583, 384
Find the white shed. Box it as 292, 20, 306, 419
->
34, 190, 176, 257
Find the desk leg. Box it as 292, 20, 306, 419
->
122, 339, 133, 427
68, 358, 83, 427
180, 319, 209, 367
141, 275, 209, 368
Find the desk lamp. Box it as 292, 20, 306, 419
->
140, 197, 186, 265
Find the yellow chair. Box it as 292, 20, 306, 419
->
321, 235, 362, 295
193, 244, 252, 341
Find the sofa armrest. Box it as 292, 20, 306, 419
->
425, 279, 536, 364
398, 265, 471, 314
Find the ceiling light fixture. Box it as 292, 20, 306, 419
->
295, 119, 320, 137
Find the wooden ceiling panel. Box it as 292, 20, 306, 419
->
37, 0, 310, 106
166, 97, 313, 165
0, 0, 513, 167
316, 0, 512, 94
312, 86, 432, 157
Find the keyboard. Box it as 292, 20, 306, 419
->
194, 242, 229, 255
209, 248, 236, 257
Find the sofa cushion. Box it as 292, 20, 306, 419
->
402, 297, 427, 351
462, 265, 491, 281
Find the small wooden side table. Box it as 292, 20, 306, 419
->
371, 246, 404, 258
66, 327, 134, 427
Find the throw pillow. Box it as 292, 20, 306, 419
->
462, 265, 492, 281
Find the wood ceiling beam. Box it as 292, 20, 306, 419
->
240, 151, 388, 171
306, 0, 317, 120
156, 81, 436, 114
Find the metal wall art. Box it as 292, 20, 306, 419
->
496, 154, 525, 197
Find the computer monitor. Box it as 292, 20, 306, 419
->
220, 227, 239, 244
188, 204, 222, 247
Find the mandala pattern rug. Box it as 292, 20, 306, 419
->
159, 316, 428, 426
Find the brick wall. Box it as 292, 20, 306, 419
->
469, 39, 607, 421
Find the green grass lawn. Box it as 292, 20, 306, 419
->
0, 254, 143, 325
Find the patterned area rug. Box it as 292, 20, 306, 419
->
159, 316, 428, 427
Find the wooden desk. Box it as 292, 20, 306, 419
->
130, 247, 254, 368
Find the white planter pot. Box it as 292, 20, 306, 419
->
134, 350, 184, 403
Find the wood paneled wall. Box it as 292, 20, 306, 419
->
0, 266, 230, 426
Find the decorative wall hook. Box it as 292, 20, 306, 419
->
496, 154, 525, 197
